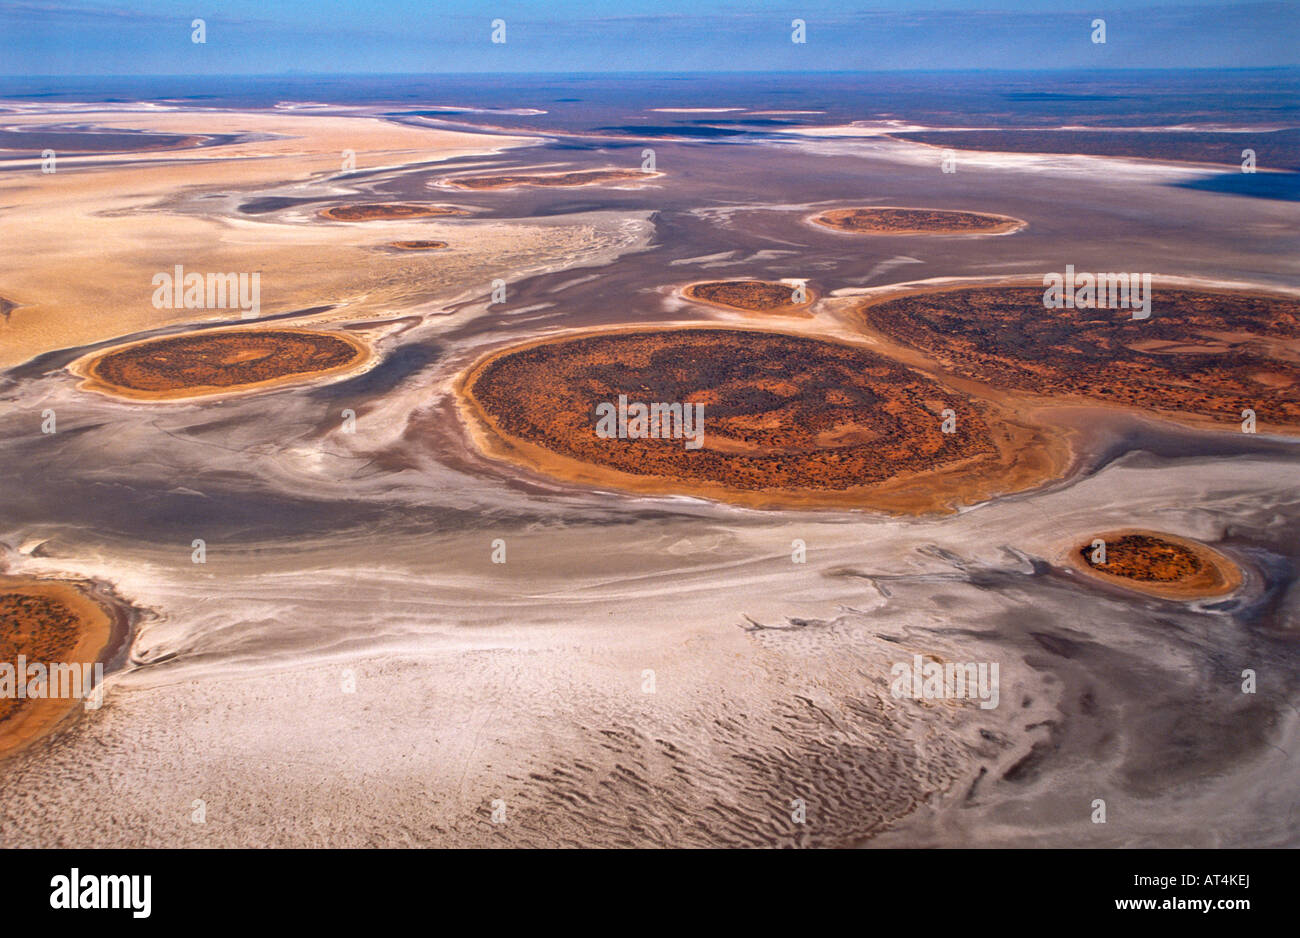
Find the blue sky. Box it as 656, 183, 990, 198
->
1, 0, 1296, 74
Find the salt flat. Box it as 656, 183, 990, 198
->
1, 79, 1297, 847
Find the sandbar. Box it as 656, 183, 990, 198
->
888, 129, 1300, 170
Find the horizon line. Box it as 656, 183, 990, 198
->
4, 65, 1299, 79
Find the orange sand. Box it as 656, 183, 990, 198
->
0, 577, 114, 760
681, 280, 816, 316
811, 206, 1026, 236
73, 328, 371, 402
457, 325, 1072, 514
1063, 530, 1243, 600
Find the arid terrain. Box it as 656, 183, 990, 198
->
0, 73, 1297, 850
855, 283, 1300, 432
461, 326, 1069, 511
889, 128, 1300, 170
320, 203, 469, 221
1068, 530, 1242, 600
443, 168, 656, 190
77, 329, 371, 401
388, 240, 449, 251
0, 577, 114, 760
681, 279, 815, 313
812, 206, 1026, 235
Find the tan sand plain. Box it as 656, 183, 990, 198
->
0, 110, 598, 369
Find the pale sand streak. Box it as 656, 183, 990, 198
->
0, 110, 556, 368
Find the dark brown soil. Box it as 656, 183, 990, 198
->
87, 330, 366, 397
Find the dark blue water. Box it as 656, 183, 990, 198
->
3, 69, 1298, 134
